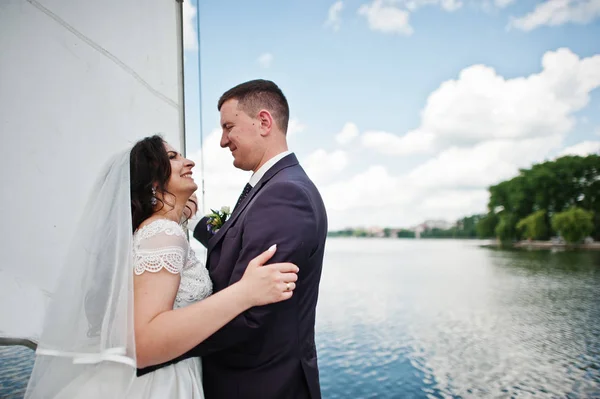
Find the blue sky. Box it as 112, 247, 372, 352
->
182, 0, 600, 230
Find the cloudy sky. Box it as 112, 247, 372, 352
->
181, 0, 600, 231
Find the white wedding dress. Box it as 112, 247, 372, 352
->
51, 219, 213, 398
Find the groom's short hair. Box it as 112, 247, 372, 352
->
218, 79, 290, 134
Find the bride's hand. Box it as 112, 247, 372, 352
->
239, 244, 298, 307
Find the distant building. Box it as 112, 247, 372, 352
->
422, 219, 455, 230
367, 226, 385, 237
409, 220, 455, 239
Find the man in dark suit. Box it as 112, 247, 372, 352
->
185, 79, 327, 398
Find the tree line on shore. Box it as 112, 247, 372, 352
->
476, 154, 599, 244
328, 155, 599, 244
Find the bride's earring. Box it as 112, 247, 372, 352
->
151, 186, 157, 206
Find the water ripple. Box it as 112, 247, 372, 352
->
316, 238, 600, 398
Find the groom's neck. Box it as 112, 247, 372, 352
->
253, 143, 288, 173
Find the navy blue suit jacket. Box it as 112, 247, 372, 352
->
139, 153, 328, 399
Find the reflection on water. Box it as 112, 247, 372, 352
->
316, 238, 600, 398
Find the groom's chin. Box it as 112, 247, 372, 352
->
232, 159, 250, 171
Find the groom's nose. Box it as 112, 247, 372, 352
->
220, 131, 230, 148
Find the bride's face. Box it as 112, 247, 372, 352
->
163, 142, 197, 198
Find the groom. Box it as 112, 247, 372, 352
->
144, 79, 327, 398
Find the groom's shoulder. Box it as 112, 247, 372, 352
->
265, 168, 324, 210
263, 155, 324, 200
269, 165, 315, 193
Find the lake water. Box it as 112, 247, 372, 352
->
2, 238, 599, 398
316, 238, 600, 398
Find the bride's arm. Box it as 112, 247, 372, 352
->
133, 246, 297, 369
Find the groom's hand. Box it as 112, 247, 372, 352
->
183, 193, 198, 221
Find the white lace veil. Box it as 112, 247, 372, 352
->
25, 148, 137, 398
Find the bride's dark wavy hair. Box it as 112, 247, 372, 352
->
129, 135, 173, 232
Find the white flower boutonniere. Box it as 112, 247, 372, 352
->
206, 206, 231, 234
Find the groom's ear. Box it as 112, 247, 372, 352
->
257, 109, 273, 136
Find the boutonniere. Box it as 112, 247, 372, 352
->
206, 206, 231, 234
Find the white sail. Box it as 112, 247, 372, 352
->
0, 0, 186, 343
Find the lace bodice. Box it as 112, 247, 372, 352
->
133, 219, 213, 308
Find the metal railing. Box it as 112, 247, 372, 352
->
0, 337, 37, 351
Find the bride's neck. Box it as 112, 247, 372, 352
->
153, 198, 186, 224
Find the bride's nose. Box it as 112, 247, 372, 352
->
184, 158, 195, 168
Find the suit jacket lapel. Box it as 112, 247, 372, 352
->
207, 153, 299, 255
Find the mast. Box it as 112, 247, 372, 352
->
176, 0, 187, 157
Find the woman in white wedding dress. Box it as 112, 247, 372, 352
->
24, 135, 298, 398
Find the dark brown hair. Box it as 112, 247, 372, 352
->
129, 135, 172, 232
217, 79, 290, 134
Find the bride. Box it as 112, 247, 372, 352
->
24, 135, 298, 398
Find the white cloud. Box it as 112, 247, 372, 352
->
319, 165, 490, 230
418, 188, 489, 216
358, 0, 414, 35
257, 53, 273, 69
439, 0, 462, 11
509, 0, 600, 31
361, 130, 435, 155
408, 135, 563, 189
360, 46, 600, 157
335, 122, 360, 145
320, 135, 567, 229
402, 0, 462, 12
320, 165, 409, 212
319, 135, 569, 229
388, 48, 600, 148
325, 1, 344, 31
304, 149, 349, 185
182, 1, 198, 51
357, 0, 465, 35
287, 118, 306, 136
558, 140, 600, 157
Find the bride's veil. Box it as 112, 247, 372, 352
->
25, 148, 137, 398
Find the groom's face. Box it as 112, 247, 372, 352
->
219, 99, 262, 172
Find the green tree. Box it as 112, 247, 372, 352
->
484, 154, 600, 242
354, 229, 368, 237
516, 210, 549, 240
397, 229, 415, 238
454, 215, 482, 238
551, 207, 594, 244
476, 212, 498, 238
495, 212, 519, 242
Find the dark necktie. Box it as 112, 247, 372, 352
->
234, 183, 252, 211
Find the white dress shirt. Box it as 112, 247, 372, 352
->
249, 150, 292, 187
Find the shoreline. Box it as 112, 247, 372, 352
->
481, 240, 600, 251
326, 236, 600, 251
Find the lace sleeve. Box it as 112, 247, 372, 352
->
134, 220, 188, 275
